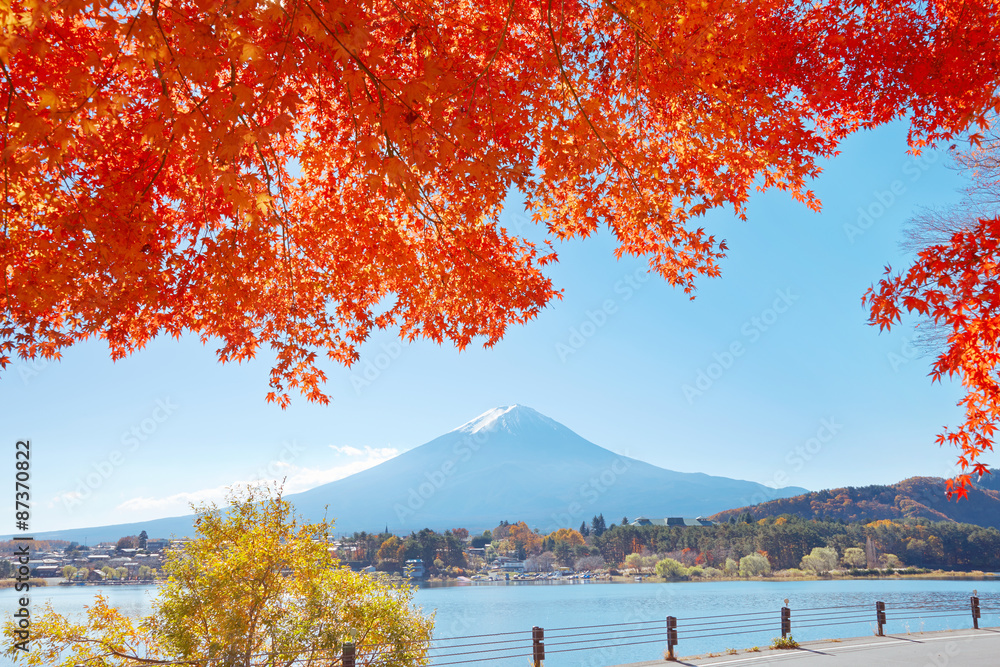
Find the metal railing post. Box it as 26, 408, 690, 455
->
342, 641, 355, 667
666, 615, 678, 661
781, 606, 791, 638
876, 601, 886, 636
972, 595, 981, 630
532, 625, 545, 667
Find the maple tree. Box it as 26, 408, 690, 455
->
865, 121, 1000, 499
2, 0, 999, 409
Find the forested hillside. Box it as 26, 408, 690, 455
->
710, 474, 1000, 528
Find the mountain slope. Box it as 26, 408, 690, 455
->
22, 405, 808, 542
287, 405, 808, 534
709, 472, 1000, 529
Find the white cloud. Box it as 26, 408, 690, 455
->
330, 445, 364, 456
113, 446, 399, 520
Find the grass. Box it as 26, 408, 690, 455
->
771, 635, 800, 649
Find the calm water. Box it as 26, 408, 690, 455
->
2, 579, 997, 665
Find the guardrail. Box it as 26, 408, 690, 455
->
68, 592, 998, 666
359, 592, 996, 666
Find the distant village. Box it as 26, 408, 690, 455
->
3, 509, 988, 585
0, 532, 177, 583
0, 515, 721, 584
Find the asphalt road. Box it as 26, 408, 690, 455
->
613, 628, 1000, 666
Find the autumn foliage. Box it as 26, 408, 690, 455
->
865, 126, 1000, 498
2, 0, 999, 406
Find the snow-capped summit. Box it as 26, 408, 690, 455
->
452, 405, 561, 436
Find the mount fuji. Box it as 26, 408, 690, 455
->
24, 405, 807, 541
289, 404, 808, 533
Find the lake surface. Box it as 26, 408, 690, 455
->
2, 578, 997, 666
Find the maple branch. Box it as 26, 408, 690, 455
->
1, 62, 13, 239
257, 0, 300, 108
599, 0, 666, 59
544, 0, 642, 196
136, 129, 177, 203
301, 0, 460, 153
446, 0, 516, 100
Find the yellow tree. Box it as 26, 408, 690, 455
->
3, 486, 432, 666
508, 521, 543, 555
549, 527, 585, 547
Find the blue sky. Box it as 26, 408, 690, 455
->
3, 120, 978, 534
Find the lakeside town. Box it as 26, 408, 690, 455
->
5, 512, 998, 587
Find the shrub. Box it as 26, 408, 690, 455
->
841, 547, 866, 569
771, 635, 799, 649
800, 547, 838, 574
739, 553, 771, 577
655, 557, 688, 579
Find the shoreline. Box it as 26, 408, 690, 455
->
412, 569, 999, 587
13, 570, 996, 590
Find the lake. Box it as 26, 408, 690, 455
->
2, 578, 997, 666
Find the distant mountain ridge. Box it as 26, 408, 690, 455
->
709, 472, 1000, 529
20, 405, 809, 542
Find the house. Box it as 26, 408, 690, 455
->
404, 559, 425, 579
145, 539, 169, 552
493, 556, 526, 572
499, 560, 526, 572
30, 565, 61, 578
630, 516, 716, 527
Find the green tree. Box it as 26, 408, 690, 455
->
4, 487, 432, 666
470, 531, 493, 549
739, 553, 771, 577
800, 547, 838, 574
654, 558, 688, 580
138, 531, 148, 550
60, 565, 77, 581
624, 553, 644, 572
883, 554, 904, 568
841, 548, 866, 569
554, 542, 574, 568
